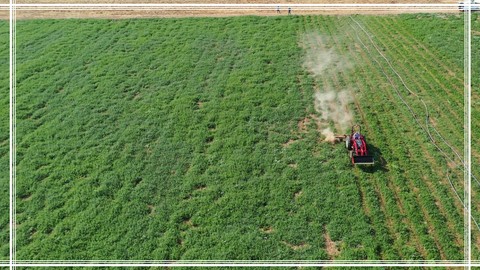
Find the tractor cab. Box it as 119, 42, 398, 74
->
355, 138, 363, 148
346, 125, 374, 165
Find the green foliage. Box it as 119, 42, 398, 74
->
0, 20, 8, 260
10, 14, 468, 261
472, 12, 480, 260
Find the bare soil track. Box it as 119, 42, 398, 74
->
1, 0, 458, 19
9, 9, 457, 20
13, 0, 457, 3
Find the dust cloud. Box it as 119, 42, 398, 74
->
314, 90, 353, 142
302, 33, 353, 76
301, 33, 354, 143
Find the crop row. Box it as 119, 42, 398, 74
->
4, 14, 476, 260
356, 16, 466, 259
0, 20, 8, 260
320, 15, 464, 260
363, 14, 480, 258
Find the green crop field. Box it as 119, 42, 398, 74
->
0, 20, 8, 261
472, 15, 480, 263
4, 13, 479, 261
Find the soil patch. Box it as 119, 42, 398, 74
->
283, 241, 310, 251
260, 226, 274, 233
324, 230, 340, 258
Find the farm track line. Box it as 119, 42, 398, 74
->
382, 15, 480, 108
321, 31, 382, 257
350, 17, 466, 258
352, 99, 403, 259
174, 66, 213, 245
305, 15, 380, 258
364, 17, 469, 226
354, 15, 464, 246
345, 19, 440, 258
322, 15, 416, 260
324, 16, 405, 259
370, 17, 464, 151
380, 17, 464, 92
366, 15, 480, 189
348, 17, 464, 258
346, 41, 434, 259
351, 16, 475, 191
352, 91, 409, 258
377, 17, 464, 98
355, 16, 480, 233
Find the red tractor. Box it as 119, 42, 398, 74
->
336, 125, 374, 165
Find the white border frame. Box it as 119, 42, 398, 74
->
3, 2, 474, 268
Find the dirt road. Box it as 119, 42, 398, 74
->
0, 0, 459, 19
11, 0, 457, 3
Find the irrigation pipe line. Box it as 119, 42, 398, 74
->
347, 16, 480, 232
351, 16, 480, 189
348, 18, 432, 148
431, 123, 480, 186
349, 16, 479, 187
446, 169, 480, 231
349, 16, 478, 187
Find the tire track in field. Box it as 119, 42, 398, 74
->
351, 15, 476, 215
345, 18, 451, 259
301, 15, 375, 258
369, 17, 464, 151
366, 22, 480, 245
375, 16, 464, 99
364, 15, 479, 253
348, 17, 463, 259
364, 16, 468, 215
371, 17, 480, 196
351, 16, 480, 194
352, 98, 404, 259
379, 17, 464, 92
318, 16, 402, 259
337, 17, 420, 257
366, 20, 462, 243
338, 19, 431, 259
172, 28, 245, 248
